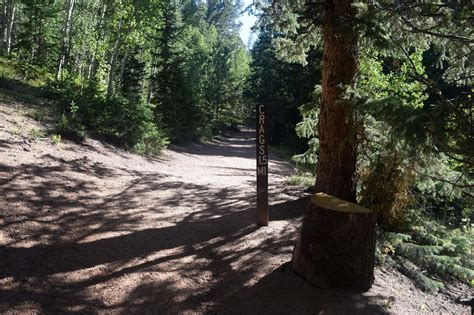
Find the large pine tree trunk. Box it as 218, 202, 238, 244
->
292, 0, 376, 291
315, 0, 358, 202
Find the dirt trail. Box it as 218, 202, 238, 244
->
0, 101, 469, 314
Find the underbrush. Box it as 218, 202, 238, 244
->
287, 172, 314, 187
286, 152, 472, 293
0, 56, 52, 86
269, 145, 315, 189
376, 209, 473, 292
0, 60, 169, 156
49, 80, 169, 154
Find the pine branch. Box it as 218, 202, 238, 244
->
398, 14, 473, 43
414, 170, 473, 189
378, 3, 474, 43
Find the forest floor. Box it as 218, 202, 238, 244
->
0, 99, 470, 314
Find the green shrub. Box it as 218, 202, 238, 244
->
396, 258, 445, 293
95, 96, 169, 152
55, 101, 86, 142
377, 209, 473, 285
30, 108, 48, 122
132, 126, 169, 156
49, 79, 168, 155
28, 128, 46, 139
359, 151, 414, 230
51, 134, 61, 145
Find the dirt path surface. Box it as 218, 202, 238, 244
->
0, 101, 470, 314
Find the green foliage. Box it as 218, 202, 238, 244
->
253, 0, 474, 292
51, 134, 61, 145
2, 0, 251, 151
379, 232, 412, 255
16, 0, 62, 67
28, 128, 46, 139
398, 243, 443, 260
359, 50, 428, 108
30, 107, 48, 122
98, 96, 169, 153
413, 153, 473, 226
49, 78, 168, 154
17, 61, 53, 86
249, 20, 321, 155
0, 57, 16, 77
151, 0, 250, 142
396, 259, 445, 293
378, 209, 474, 285
287, 172, 314, 188
356, 49, 429, 153
292, 88, 320, 170
0, 57, 51, 86
359, 151, 414, 230
259, 0, 473, 194
55, 100, 86, 142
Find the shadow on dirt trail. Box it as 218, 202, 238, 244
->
0, 123, 390, 314
213, 262, 389, 314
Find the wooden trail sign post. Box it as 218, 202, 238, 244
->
256, 104, 268, 226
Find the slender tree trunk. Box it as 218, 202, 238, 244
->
3, 0, 15, 56
119, 48, 128, 86
86, 54, 93, 80
56, 0, 76, 80
215, 102, 220, 121
147, 57, 156, 103
89, 2, 106, 81
292, 0, 376, 291
76, 45, 86, 80
107, 19, 123, 99
75, 15, 86, 79
1, 3, 6, 51
5, 1, 14, 56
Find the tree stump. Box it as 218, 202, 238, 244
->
292, 193, 376, 291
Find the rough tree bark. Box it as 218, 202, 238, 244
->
292, 0, 376, 291
315, 0, 359, 202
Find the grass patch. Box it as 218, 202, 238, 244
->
287, 172, 314, 188
10, 127, 22, 136
28, 128, 46, 139
30, 107, 49, 122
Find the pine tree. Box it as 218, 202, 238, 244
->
258, 0, 473, 291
